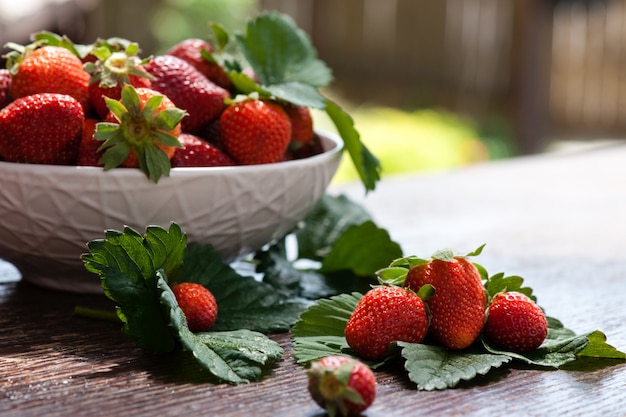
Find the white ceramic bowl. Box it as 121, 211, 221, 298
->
0, 131, 343, 293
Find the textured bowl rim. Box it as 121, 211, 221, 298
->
0, 130, 344, 177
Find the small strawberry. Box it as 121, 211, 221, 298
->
85, 41, 153, 119
484, 291, 548, 352
345, 286, 429, 361
6, 44, 91, 112
404, 251, 487, 350
170, 133, 236, 167
0, 69, 12, 109
171, 282, 218, 332
144, 54, 230, 133
166, 38, 232, 90
307, 355, 376, 417
0, 93, 83, 164
287, 133, 325, 161
219, 98, 292, 165
76, 118, 102, 166
282, 103, 314, 146
95, 85, 186, 182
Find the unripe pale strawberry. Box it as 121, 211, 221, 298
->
485, 291, 548, 352
307, 355, 376, 417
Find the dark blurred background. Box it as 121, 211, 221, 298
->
0, 0, 620, 180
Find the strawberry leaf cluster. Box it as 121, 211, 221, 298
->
80, 194, 625, 388
291, 250, 626, 390
82, 223, 296, 383
79, 194, 401, 383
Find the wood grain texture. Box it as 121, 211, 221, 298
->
2, 144, 626, 417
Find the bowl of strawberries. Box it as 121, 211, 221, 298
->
0, 14, 379, 293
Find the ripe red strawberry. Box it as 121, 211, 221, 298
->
282, 103, 314, 145
144, 54, 230, 133
171, 282, 218, 332
7, 44, 91, 112
307, 355, 376, 417
95, 85, 185, 182
484, 291, 548, 352
166, 38, 232, 90
219, 99, 292, 165
76, 118, 102, 166
404, 254, 486, 350
0, 93, 83, 164
345, 286, 429, 361
170, 133, 236, 167
85, 43, 153, 118
0, 69, 12, 109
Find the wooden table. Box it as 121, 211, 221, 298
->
2, 143, 626, 416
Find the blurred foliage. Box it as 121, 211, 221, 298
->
313, 107, 515, 184
150, 0, 258, 53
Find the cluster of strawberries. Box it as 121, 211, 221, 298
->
0, 34, 320, 182
345, 255, 549, 362
305, 253, 549, 416
173, 252, 549, 417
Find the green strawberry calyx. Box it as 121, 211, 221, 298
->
376, 244, 487, 287
85, 41, 153, 88
94, 84, 186, 183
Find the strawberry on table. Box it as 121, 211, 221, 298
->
171, 282, 218, 333
167, 38, 232, 90
484, 291, 548, 352
219, 98, 292, 165
307, 355, 376, 417
0, 93, 83, 164
404, 252, 487, 350
144, 54, 230, 134
170, 133, 236, 167
95, 85, 186, 182
6, 44, 91, 112
345, 286, 429, 361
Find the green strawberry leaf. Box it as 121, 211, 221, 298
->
82, 223, 187, 353
264, 82, 327, 109
235, 12, 333, 88
576, 330, 626, 359
397, 342, 512, 391
325, 99, 382, 192
319, 220, 403, 276
483, 272, 536, 301
256, 243, 371, 300
291, 292, 361, 364
255, 194, 399, 298
293, 194, 372, 261
228, 12, 381, 192
158, 275, 283, 384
